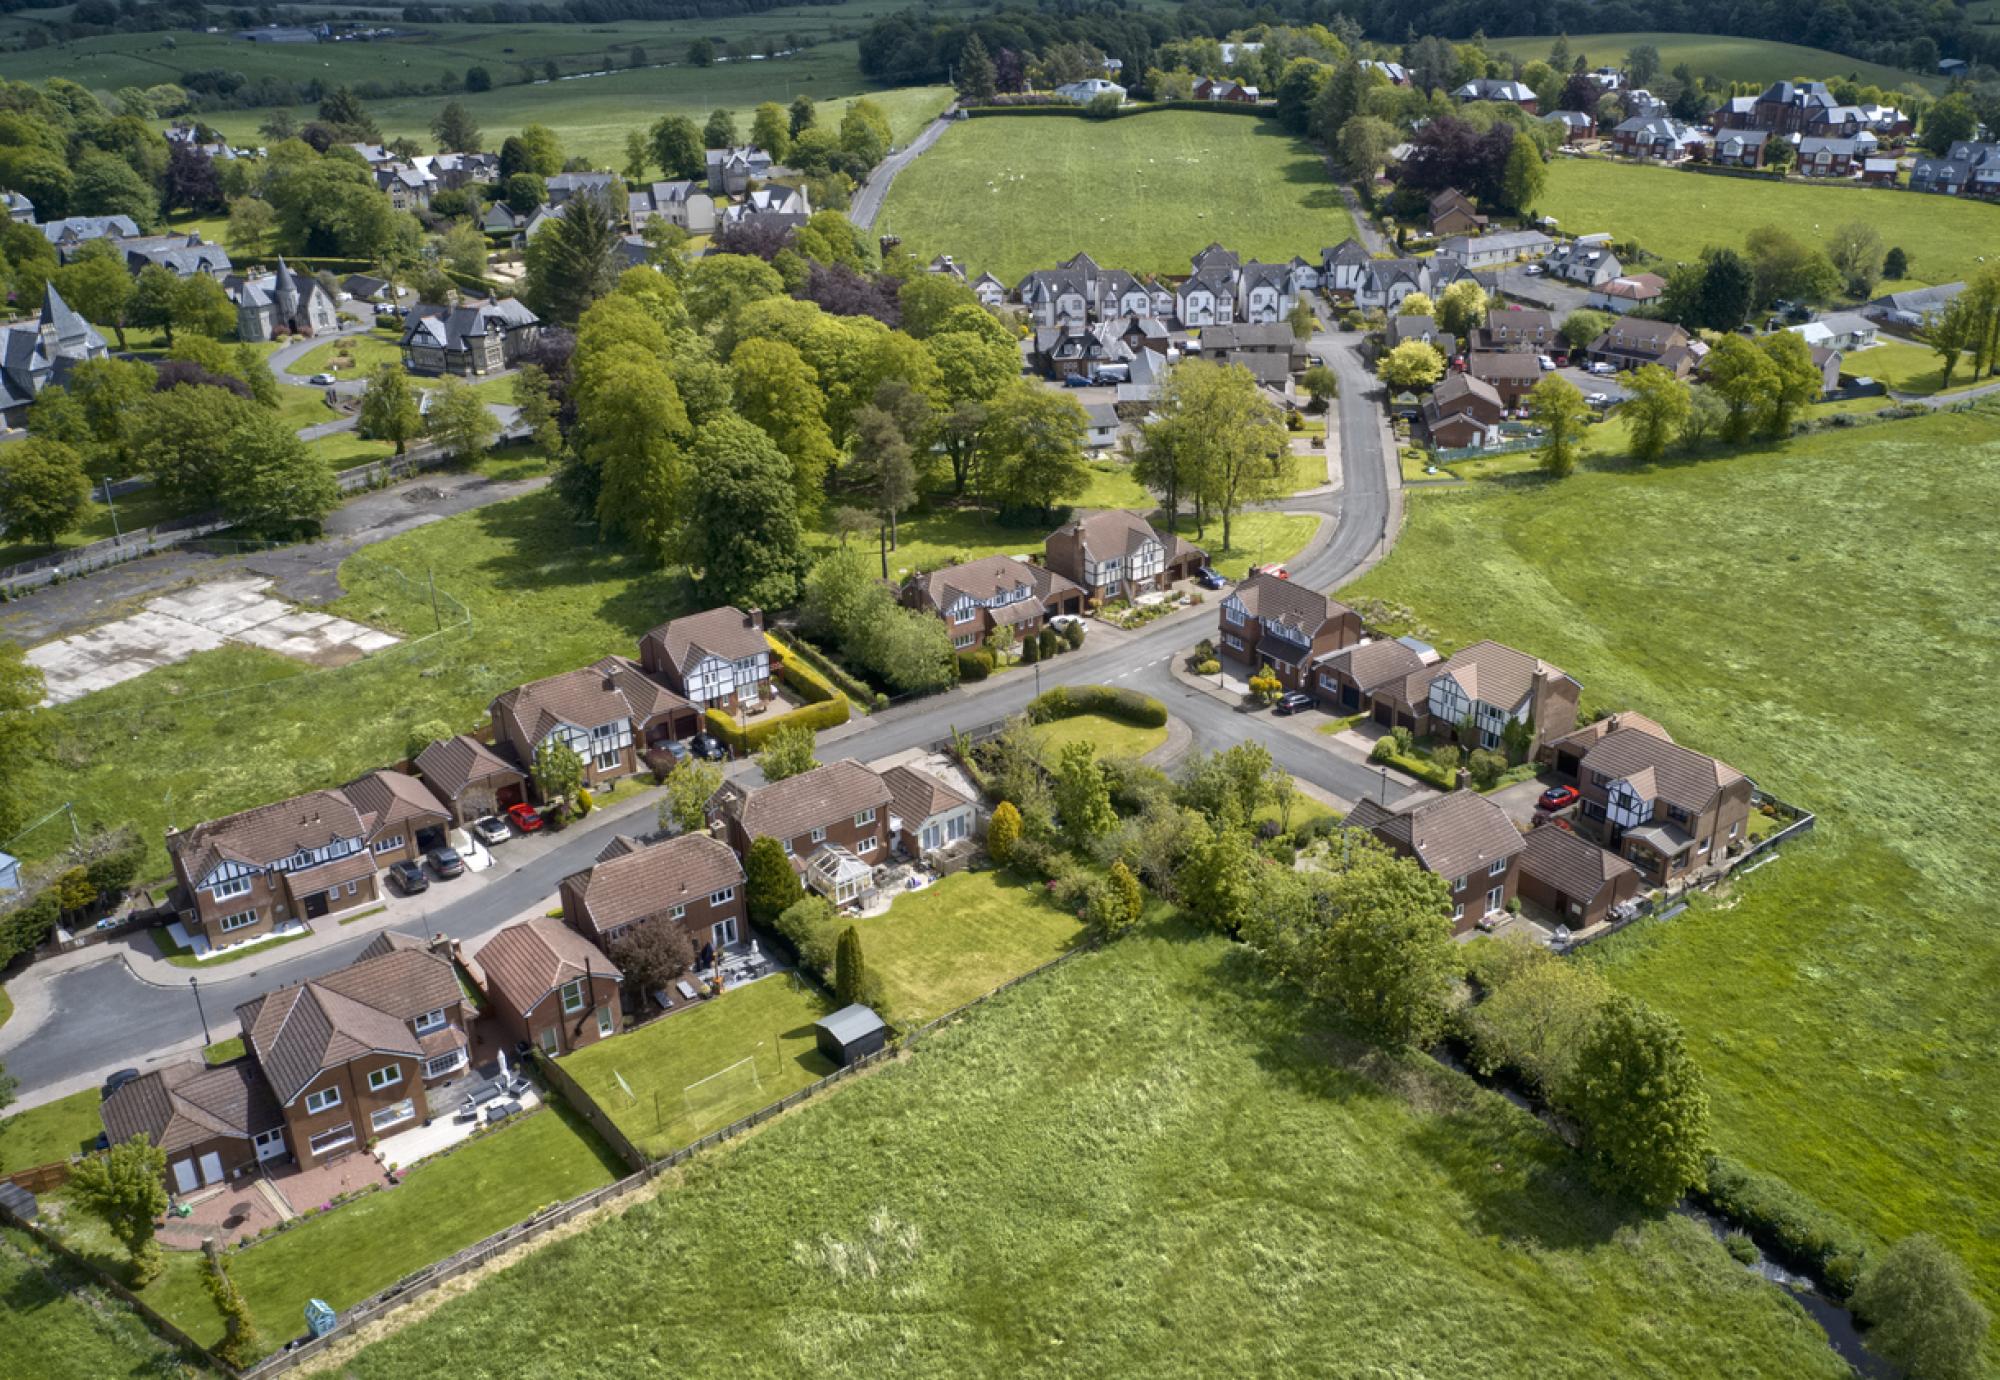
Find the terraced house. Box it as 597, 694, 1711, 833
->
490, 657, 700, 795
1218, 573, 1363, 690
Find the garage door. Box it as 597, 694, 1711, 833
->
172, 1158, 199, 1194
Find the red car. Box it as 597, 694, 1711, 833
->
1537, 785, 1580, 813
505, 802, 545, 833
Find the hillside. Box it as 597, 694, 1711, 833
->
1490, 31, 1934, 91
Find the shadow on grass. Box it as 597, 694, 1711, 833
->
462, 490, 697, 638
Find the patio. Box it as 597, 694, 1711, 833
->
374, 1058, 538, 1171
155, 1178, 286, 1249
267, 1145, 393, 1216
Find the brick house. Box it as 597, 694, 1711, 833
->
1217, 573, 1363, 690
1312, 637, 1436, 719
903, 555, 1084, 653
638, 606, 774, 717
473, 917, 623, 1056
1417, 638, 1582, 755
1515, 824, 1640, 928
1347, 790, 1526, 933
1710, 129, 1771, 167
1610, 115, 1706, 162
1427, 188, 1486, 236
1044, 509, 1206, 602
1467, 350, 1541, 407
99, 1060, 287, 1195
341, 769, 452, 866
1454, 78, 1538, 114
399, 297, 541, 376
882, 764, 977, 859
490, 657, 700, 796
1798, 136, 1863, 177
1588, 319, 1695, 375
1421, 372, 1504, 449
1473, 308, 1557, 353
233, 934, 471, 1169
1587, 273, 1667, 315
167, 789, 383, 950
414, 734, 528, 826
715, 760, 892, 908
1563, 725, 1753, 886
559, 832, 747, 961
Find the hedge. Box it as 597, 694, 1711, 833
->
704, 696, 849, 754
1370, 744, 1459, 791
1698, 1154, 1870, 1298
768, 629, 873, 709
1025, 684, 1168, 728
964, 99, 1274, 121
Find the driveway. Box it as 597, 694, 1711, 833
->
1484, 775, 1562, 829
1490, 266, 1591, 315
1556, 364, 1630, 406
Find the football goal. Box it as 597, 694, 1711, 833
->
681, 1055, 764, 1128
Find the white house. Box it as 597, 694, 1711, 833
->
1055, 78, 1125, 104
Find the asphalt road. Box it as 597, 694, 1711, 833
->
0, 324, 1403, 1098
850, 110, 957, 231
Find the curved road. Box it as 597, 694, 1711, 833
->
0, 324, 1401, 1101
850, 109, 958, 231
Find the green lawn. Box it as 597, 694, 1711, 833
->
824, 502, 1049, 580
1029, 711, 1168, 763
1167, 510, 1320, 580
1342, 404, 2000, 1334
291, 335, 404, 382
203, 1037, 245, 1065
0, 1228, 208, 1380
561, 974, 835, 1159
1847, 338, 1980, 396
848, 870, 1086, 1027
338, 929, 1847, 1377
0, 1089, 102, 1174
0, 481, 189, 569
878, 111, 1356, 282
1491, 31, 1934, 89
1071, 459, 1152, 510
1535, 159, 2000, 289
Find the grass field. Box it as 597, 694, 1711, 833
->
1029, 711, 1168, 763
561, 974, 835, 1159
338, 928, 1848, 1377
1342, 405, 2000, 1332
1536, 159, 2000, 289
1846, 338, 1980, 395
0, 1089, 102, 1174
877, 111, 1356, 282
0, 481, 187, 570
1490, 31, 1933, 90
0, 1228, 207, 1380
849, 870, 1088, 1027
1166, 510, 1320, 580
293, 335, 403, 381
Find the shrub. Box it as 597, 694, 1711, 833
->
704, 697, 849, 754
1389, 725, 1415, 755
744, 836, 804, 924
1429, 743, 1461, 775
987, 801, 1022, 863
1194, 658, 1221, 676
1026, 685, 1168, 729
1700, 1154, 1871, 1297
1725, 1233, 1759, 1265
1247, 665, 1283, 706
1850, 1235, 1990, 1380
1037, 627, 1059, 659
1467, 748, 1507, 789
575, 788, 594, 816
1020, 633, 1041, 664
1063, 620, 1084, 650
955, 650, 992, 682
1369, 736, 1400, 764
773, 895, 839, 978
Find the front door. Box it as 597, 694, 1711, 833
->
172, 1158, 199, 1194
1342, 684, 1359, 710
199, 1151, 224, 1185
254, 1128, 288, 1163
304, 892, 329, 920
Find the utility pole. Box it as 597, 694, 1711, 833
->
102, 476, 121, 540
428, 566, 441, 632
190, 975, 211, 1045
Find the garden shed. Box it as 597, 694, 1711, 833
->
814, 1004, 888, 1067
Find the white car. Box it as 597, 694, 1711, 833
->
1522, 263, 1544, 276
1586, 392, 1609, 407
1048, 614, 1084, 632
1537, 355, 1556, 371
309, 372, 337, 385
1588, 361, 1616, 376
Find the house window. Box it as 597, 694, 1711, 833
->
1698, 837, 1711, 856
1452, 903, 1465, 922
372, 834, 405, 854
954, 634, 975, 650
307, 1124, 355, 1157
367, 1065, 403, 1092
218, 909, 259, 933
1728, 822, 1741, 840
413, 1007, 448, 1035
1223, 605, 1245, 625
855, 808, 876, 827
1488, 859, 1508, 877
305, 1086, 342, 1115
346, 880, 358, 896
424, 1049, 466, 1079
810, 827, 826, 844
1452, 874, 1469, 893
595, 1005, 614, 1038
670, 904, 686, 921
561, 978, 586, 1014
539, 1026, 560, 1055
857, 837, 876, 855
326, 888, 340, 904
710, 887, 735, 906
370, 1099, 415, 1132
712, 917, 738, 949
782, 838, 794, 855
211, 875, 252, 902
1222, 634, 1244, 652
595, 747, 621, 771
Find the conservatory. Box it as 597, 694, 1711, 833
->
805, 844, 873, 907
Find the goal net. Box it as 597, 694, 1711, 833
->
611, 1069, 636, 1108
681, 1055, 764, 1127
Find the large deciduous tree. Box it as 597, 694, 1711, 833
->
1560, 994, 1711, 1210
0, 437, 91, 547
70, 1136, 170, 1283
1376, 340, 1446, 390
431, 99, 481, 153
1620, 364, 1691, 464
731, 336, 834, 518
1138, 359, 1288, 553
1529, 373, 1590, 478
975, 379, 1090, 522
1053, 742, 1117, 849
687, 414, 809, 609
649, 115, 704, 180
357, 363, 421, 455
1851, 1235, 1990, 1380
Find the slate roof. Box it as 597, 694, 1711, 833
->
475, 917, 620, 1015
415, 734, 525, 799
1230, 571, 1352, 637
1577, 728, 1744, 814
1387, 314, 1441, 348
39, 214, 140, 243
100, 1060, 282, 1153
729, 760, 891, 843
883, 764, 974, 829
1468, 350, 1541, 383
1348, 790, 1524, 880
562, 833, 744, 936
400, 296, 538, 353
913, 554, 1080, 613
640, 606, 767, 679
1519, 825, 1636, 903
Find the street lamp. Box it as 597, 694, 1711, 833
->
189, 975, 211, 1046
101, 476, 121, 540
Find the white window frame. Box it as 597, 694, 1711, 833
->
670, 904, 686, 920
210, 875, 253, 902
413, 1007, 448, 1035
782, 838, 794, 855
367, 1065, 403, 1092
710, 886, 735, 906
370, 1098, 416, 1132
425, 1049, 466, 1079
308, 1124, 355, 1157
855, 808, 876, 827
372, 834, 405, 855
1488, 859, 1508, 877
810, 826, 826, 844
1486, 886, 1504, 915
1452, 902, 1465, 922
857, 836, 876, 855
1452, 874, 1469, 893
218, 909, 259, 933
561, 978, 586, 1014
305, 1086, 342, 1114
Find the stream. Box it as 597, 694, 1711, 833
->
1426, 1042, 1896, 1378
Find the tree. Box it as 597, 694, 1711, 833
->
1177, 821, 1260, 935
1621, 364, 1691, 464
524, 188, 622, 325
849, 400, 919, 577
834, 925, 866, 1005
788, 95, 817, 139
0, 1060, 14, 1113
987, 800, 1022, 864
357, 363, 422, 455
1920, 92, 1976, 155
1435, 278, 1489, 343
1745, 225, 1840, 309
72, 152, 155, 228
750, 101, 790, 162
1558, 308, 1614, 356
225, 195, 274, 257
1560, 994, 1711, 1209
1625, 43, 1661, 89
436, 219, 489, 278
1395, 292, 1436, 319
756, 720, 819, 783
431, 100, 481, 153
976, 379, 1090, 522
1528, 373, 1589, 477
53, 241, 134, 347
1286, 297, 1318, 341
1693, 248, 1755, 333
612, 922, 696, 998
1681, 384, 1726, 451
0, 438, 90, 547
1758, 330, 1824, 437
1106, 859, 1145, 935
957, 32, 998, 102
516, 123, 564, 176
425, 376, 497, 463
688, 415, 809, 607
1704, 334, 1779, 443
660, 758, 723, 834
532, 738, 585, 813
214, 411, 339, 533
703, 108, 739, 150
464, 66, 492, 93
731, 336, 834, 516
1500, 131, 1546, 213
840, 99, 893, 170
1377, 340, 1446, 390
1302, 364, 1339, 410
688, 38, 716, 68
201, 1238, 260, 1369
1148, 359, 1289, 554
317, 86, 381, 141
1925, 296, 1979, 390
70, 1137, 170, 1283
1053, 741, 1117, 849
235, 344, 280, 409
167, 273, 235, 342
745, 835, 805, 923
1883, 246, 1909, 281
1826, 221, 1884, 298
1337, 114, 1398, 180
502, 172, 545, 217
1851, 1235, 1990, 1380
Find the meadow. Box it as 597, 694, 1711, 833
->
1343, 405, 2000, 1331
1536, 158, 2000, 289
1490, 31, 1934, 91
876, 111, 1356, 282
0, 1228, 209, 1379
335, 928, 1848, 1377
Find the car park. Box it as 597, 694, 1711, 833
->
427, 846, 465, 879
505, 803, 545, 833
388, 859, 429, 894
1274, 691, 1316, 715
471, 816, 510, 848
1537, 785, 1581, 813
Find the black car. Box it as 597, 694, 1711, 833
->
427, 846, 465, 879
656, 738, 690, 766
388, 859, 429, 894
1194, 565, 1226, 590
100, 1068, 140, 1102
689, 733, 728, 761
1274, 691, 1316, 716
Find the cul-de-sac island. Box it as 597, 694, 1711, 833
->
0, 8, 1993, 1378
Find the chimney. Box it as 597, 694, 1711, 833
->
745, 608, 763, 631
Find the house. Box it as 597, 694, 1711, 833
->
1543, 110, 1595, 144
545, 170, 620, 205
101, 1060, 286, 1194
375, 162, 435, 211
883, 764, 977, 859
1360, 59, 1409, 86
1788, 311, 1877, 353
415, 151, 499, 190
1610, 115, 1706, 162
1808, 345, 1843, 398
559, 831, 746, 958
1453, 78, 1537, 114
119, 233, 230, 278
1427, 189, 1486, 236
1234, 261, 1296, 323
1354, 257, 1434, 312
1320, 239, 1372, 297
1588, 318, 1694, 375
1032, 320, 1133, 380
704, 146, 774, 195
1387, 313, 1445, 351
1311, 636, 1436, 719
1744, 80, 1843, 135
39, 215, 141, 257
1417, 638, 1581, 754
628, 179, 717, 235
639, 606, 774, 717
970, 271, 1006, 308
480, 202, 530, 237
1858, 104, 1912, 138
1192, 76, 1258, 103
0, 284, 109, 427
1866, 282, 1965, 327
1473, 308, 1556, 354
1515, 824, 1640, 928
233, 937, 471, 1168
399, 296, 541, 376
1939, 57, 1968, 78
489, 657, 699, 796
1588, 272, 1666, 314
165, 788, 383, 950
1542, 237, 1622, 287
1710, 129, 1771, 168
1909, 140, 2000, 197
415, 734, 528, 825
1797, 136, 1863, 178
1197, 321, 1298, 362
1218, 572, 1363, 690
904, 555, 1083, 651
1421, 372, 1504, 449
473, 917, 622, 1056
1081, 400, 1120, 450
1347, 791, 1526, 933
2, 189, 34, 223
0, 849, 18, 893
1466, 350, 1541, 407
1435, 229, 1552, 270
234, 258, 339, 341
1860, 157, 1899, 186
340, 768, 451, 866
1565, 726, 1753, 886
1055, 78, 1126, 105
1045, 508, 1206, 601
720, 183, 810, 229
715, 760, 893, 907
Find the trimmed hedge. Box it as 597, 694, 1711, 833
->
769, 629, 873, 709
1026, 684, 1168, 728
965, 99, 1274, 121
704, 696, 849, 754
1698, 1154, 1870, 1298
767, 633, 837, 705
1369, 741, 1459, 791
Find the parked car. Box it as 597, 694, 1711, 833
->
1588, 361, 1616, 376
505, 802, 544, 833
1522, 263, 1544, 276
1537, 785, 1581, 813
1251, 563, 1290, 580
655, 738, 690, 766
309, 372, 337, 385
1062, 373, 1092, 388
1537, 354, 1556, 371
1194, 565, 1226, 590
388, 859, 429, 894
1049, 614, 1083, 632
1587, 391, 1609, 407
427, 846, 465, 878
100, 1069, 140, 1102
1274, 691, 1316, 716
689, 733, 728, 761
470, 815, 510, 848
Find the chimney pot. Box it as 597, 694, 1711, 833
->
745, 607, 763, 631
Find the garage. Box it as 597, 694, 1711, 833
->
1516, 824, 1640, 928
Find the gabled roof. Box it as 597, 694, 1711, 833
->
1423, 639, 1572, 713
100, 1059, 283, 1154
415, 734, 524, 799
641, 606, 768, 677
167, 788, 368, 883
1519, 825, 1636, 903
1229, 571, 1352, 638
340, 769, 449, 835
1428, 370, 1503, 415
491, 657, 689, 746
883, 764, 974, 829
1048, 508, 1200, 567
236, 958, 440, 1106
1545, 711, 1674, 758
1313, 637, 1428, 692
562, 832, 743, 934
1578, 728, 1744, 814
1349, 789, 1524, 880
913, 554, 1081, 612
475, 917, 620, 1015
728, 760, 891, 843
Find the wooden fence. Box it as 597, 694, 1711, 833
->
529, 1047, 649, 1176
4, 1160, 70, 1193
